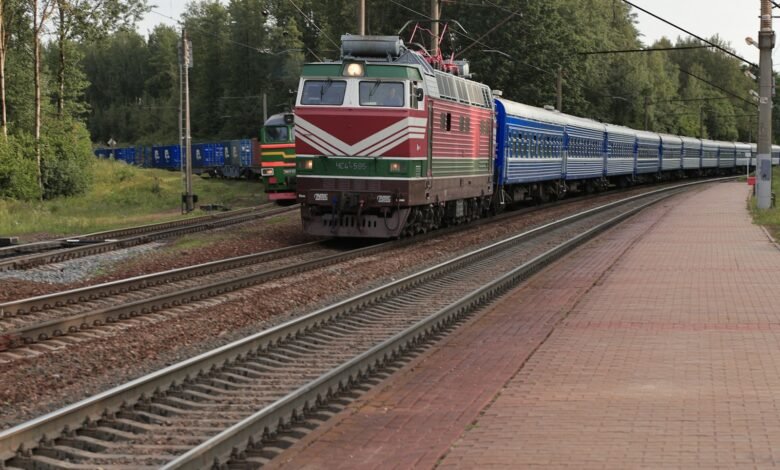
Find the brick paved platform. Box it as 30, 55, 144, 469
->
269, 182, 780, 469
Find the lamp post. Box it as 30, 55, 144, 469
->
755, 0, 774, 209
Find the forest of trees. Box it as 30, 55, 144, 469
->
0, 0, 773, 201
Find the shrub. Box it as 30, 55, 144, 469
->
113, 163, 134, 183
0, 133, 41, 201
40, 118, 94, 199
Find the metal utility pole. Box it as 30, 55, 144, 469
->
431, 0, 439, 57
699, 106, 704, 138
178, 34, 184, 211
556, 67, 563, 111
358, 0, 365, 35
757, 0, 774, 209
182, 28, 194, 213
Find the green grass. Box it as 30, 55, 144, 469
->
750, 166, 780, 240
0, 159, 267, 238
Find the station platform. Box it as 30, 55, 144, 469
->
268, 182, 780, 469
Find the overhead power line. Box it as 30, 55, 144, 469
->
455, 0, 523, 58
285, 0, 339, 49
649, 96, 731, 105
386, 0, 554, 76
621, 0, 757, 68
678, 68, 756, 107
148, 7, 322, 61
579, 45, 713, 55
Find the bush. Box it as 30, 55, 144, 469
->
40, 118, 94, 199
0, 133, 41, 201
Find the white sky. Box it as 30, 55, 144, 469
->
137, 0, 770, 67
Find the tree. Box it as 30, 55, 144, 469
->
82, 29, 149, 143
31, 0, 56, 194
52, 0, 148, 118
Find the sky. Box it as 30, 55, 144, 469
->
136, 0, 769, 67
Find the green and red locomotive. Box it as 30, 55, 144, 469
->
294, 35, 495, 238
260, 113, 297, 202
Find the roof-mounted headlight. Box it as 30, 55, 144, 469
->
344, 62, 365, 77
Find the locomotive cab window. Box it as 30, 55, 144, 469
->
359, 81, 405, 107
265, 126, 289, 143
301, 80, 347, 105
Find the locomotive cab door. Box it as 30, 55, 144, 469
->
426, 97, 434, 194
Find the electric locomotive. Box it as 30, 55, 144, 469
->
260, 113, 297, 201
294, 35, 495, 238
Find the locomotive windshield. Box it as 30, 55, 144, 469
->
301, 80, 346, 105
359, 81, 404, 107
265, 126, 290, 143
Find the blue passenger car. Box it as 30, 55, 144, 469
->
494, 98, 565, 186
718, 142, 736, 170
561, 114, 605, 181
604, 124, 636, 177
659, 134, 683, 172
700, 139, 719, 171
681, 136, 701, 172
634, 129, 661, 176
735, 142, 751, 169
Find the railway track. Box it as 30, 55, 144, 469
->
0, 180, 653, 355
0, 179, 718, 469
0, 239, 383, 354
0, 203, 297, 272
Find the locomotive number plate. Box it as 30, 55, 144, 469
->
335, 161, 368, 171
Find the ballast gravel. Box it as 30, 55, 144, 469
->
0, 243, 162, 284
0, 186, 698, 430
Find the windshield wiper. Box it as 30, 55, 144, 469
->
369, 79, 383, 98
320, 78, 333, 98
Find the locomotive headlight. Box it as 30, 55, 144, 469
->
344, 62, 364, 77
261, 168, 274, 176
389, 162, 402, 173
301, 159, 314, 170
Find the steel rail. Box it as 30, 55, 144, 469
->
0, 206, 269, 260
0, 241, 323, 319
0, 204, 298, 272
0, 178, 717, 464
167, 190, 675, 469
0, 182, 621, 345
0, 239, 395, 350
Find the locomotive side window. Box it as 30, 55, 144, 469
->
456, 79, 469, 104
301, 80, 347, 105
359, 81, 404, 107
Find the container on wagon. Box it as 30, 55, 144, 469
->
152, 145, 181, 170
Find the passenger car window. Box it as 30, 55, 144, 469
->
360, 81, 404, 107
301, 80, 347, 105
